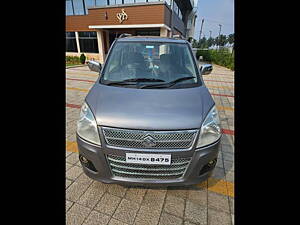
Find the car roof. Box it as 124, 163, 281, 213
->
116, 36, 188, 44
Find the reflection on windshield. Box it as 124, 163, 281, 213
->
101, 42, 199, 87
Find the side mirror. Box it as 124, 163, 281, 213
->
200, 64, 213, 75
87, 60, 102, 73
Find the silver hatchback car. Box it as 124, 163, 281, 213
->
76, 36, 221, 186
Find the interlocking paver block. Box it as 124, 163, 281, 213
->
223, 160, 234, 173
225, 171, 234, 183
185, 200, 207, 225
95, 192, 121, 216
208, 192, 230, 213
141, 189, 167, 210
78, 182, 106, 208
66, 141, 78, 153
216, 158, 224, 169
221, 144, 234, 154
66, 152, 79, 164
229, 197, 234, 214
211, 167, 226, 180
66, 200, 73, 212
66, 165, 83, 181
184, 221, 197, 225
90, 181, 110, 192
124, 187, 147, 204
113, 199, 140, 224
221, 135, 233, 146
158, 212, 183, 225
66, 181, 90, 202
66, 162, 73, 171
166, 187, 188, 199
109, 218, 129, 225
207, 208, 232, 225
107, 184, 127, 198
82, 210, 111, 225
222, 152, 234, 162
66, 203, 91, 225
187, 188, 207, 206
76, 173, 94, 186
66, 179, 73, 189
217, 151, 223, 160
163, 195, 185, 218
207, 178, 230, 197
134, 205, 161, 225
77, 160, 82, 167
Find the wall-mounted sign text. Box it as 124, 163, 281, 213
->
116, 9, 128, 24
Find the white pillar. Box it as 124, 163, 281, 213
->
105, 31, 110, 54
159, 27, 170, 55
75, 32, 80, 54
160, 27, 168, 37
96, 30, 105, 64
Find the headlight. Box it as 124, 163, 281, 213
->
196, 105, 221, 148
77, 102, 101, 146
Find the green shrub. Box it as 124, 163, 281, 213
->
196, 49, 234, 71
80, 53, 86, 64
196, 49, 212, 62
66, 56, 81, 65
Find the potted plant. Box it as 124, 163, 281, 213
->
80, 53, 86, 64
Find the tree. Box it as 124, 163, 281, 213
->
207, 37, 214, 47
227, 33, 234, 55
217, 34, 227, 47
199, 37, 208, 49
227, 33, 234, 46
192, 39, 198, 48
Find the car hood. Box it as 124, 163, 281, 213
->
86, 84, 215, 130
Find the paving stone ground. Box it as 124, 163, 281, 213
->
66, 63, 234, 225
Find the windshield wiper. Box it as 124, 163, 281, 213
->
140, 76, 196, 89
105, 78, 165, 86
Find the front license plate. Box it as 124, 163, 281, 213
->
126, 153, 171, 165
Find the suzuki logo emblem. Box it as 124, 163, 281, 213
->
142, 135, 156, 148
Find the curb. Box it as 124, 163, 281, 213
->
66, 64, 87, 69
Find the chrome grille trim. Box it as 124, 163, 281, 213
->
102, 127, 198, 150
107, 156, 189, 166
111, 168, 184, 177
107, 154, 191, 180
109, 162, 188, 171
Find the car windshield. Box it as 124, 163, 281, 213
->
100, 41, 200, 88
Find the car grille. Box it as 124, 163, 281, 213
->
107, 155, 191, 180
101, 127, 198, 150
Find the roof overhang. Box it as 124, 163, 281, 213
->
89, 24, 171, 31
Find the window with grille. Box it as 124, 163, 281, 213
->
78, 31, 99, 53
66, 32, 78, 52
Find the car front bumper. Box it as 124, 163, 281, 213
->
76, 134, 221, 186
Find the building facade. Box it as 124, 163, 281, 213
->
66, 0, 197, 63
